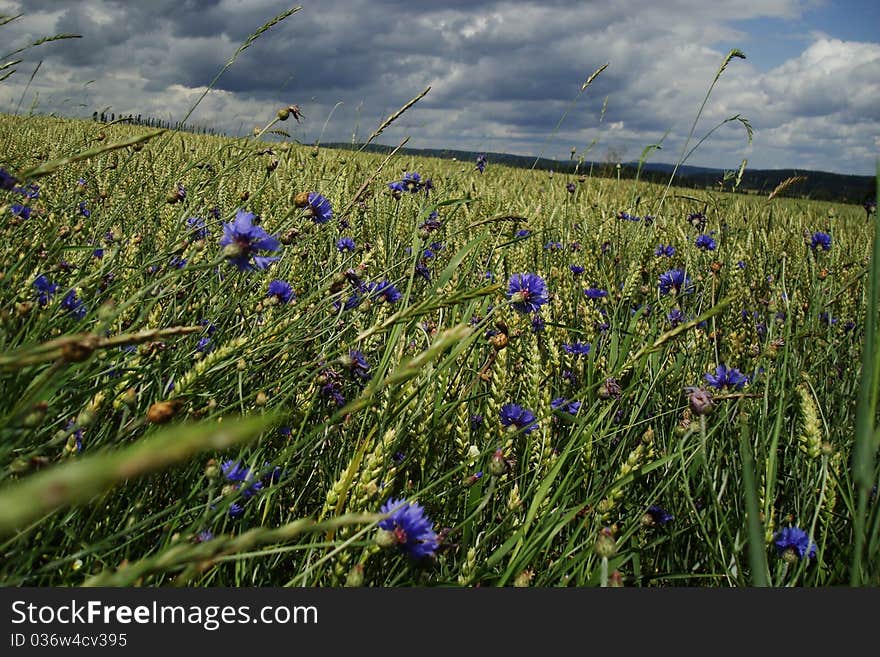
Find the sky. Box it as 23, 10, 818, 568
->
0, 0, 877, 175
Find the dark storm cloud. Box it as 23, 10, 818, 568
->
0, 0, 877, 174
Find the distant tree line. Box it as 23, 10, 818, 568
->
614, 165, 874, 205
327, 143, 873, 206
91, 110, 223, 137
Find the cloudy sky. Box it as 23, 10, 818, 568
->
1, 0, 878, 175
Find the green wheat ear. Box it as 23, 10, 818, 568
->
717, 48, 747, 80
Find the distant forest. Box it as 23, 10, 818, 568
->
325, 142, 876, 207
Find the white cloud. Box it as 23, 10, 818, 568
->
0, 1, 875, 174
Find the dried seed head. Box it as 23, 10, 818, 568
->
488, 332, 508, 350
147, 400, 182, 424
688, 387, 714, 416
61, 339, 97, 363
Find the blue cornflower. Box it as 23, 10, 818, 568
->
551, 398, 581, 415
667, 308, 685, 327
367, 280, 402, 304
186, 216, 208, 240
470, 414, 484, 430
415, 261, 431, 282
306, 192, 333, 224
33, 275, 58, 306
169, 256, 187, 269
419, 212, 442, 233
196, 530, 214, 543
336, 236, 356, 252
10, 204, 31, 220
13, 183, 39, 199
774, 526, 816, 560
544, 241, 563, 251
500, 403, 539, 434
263, 462, 284, 486
515, 229, 531, 238
61, 290, 86, 319
562, 341, 591, 356
0, 168, 17, 190
687, 212, 706, 230
389, 172, 430, 195
566, 182, 576, 194
531, 313, 545, 333
219, 209, 280, 271
475, 153, 488, 173
810, 232, 831, 251
704, 364, 749, 390
196, 337, 213, 353
65, 419, 84, 453
221, 459, 251, 482
333, 291, 363, 313
646, 505, 674, 526
695, 234, 716, 251
267, 279, 295, 304
378, 497, 439, 560
320, 380, 346, 407
507, 273, 549, 314
221, 459, 263, 499
584, 287, 608, 299
402, 172, 423, 190
344, 349, 371, 380
658, 269, 693, 295
654, 244, 676, 257
569, 265, 585, 276
240, 480, 263, 499
78, 202, 90, 217
819, 311, 838, 326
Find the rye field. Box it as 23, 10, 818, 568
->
0, 110, 877, 588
